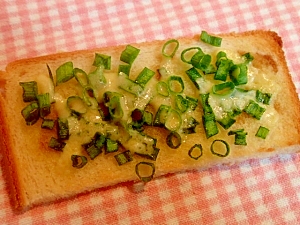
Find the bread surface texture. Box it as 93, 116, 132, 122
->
1, 30, 300, 211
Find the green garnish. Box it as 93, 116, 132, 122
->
19, 81, 38, 102
164, 109, 182, 131
181, 47, 202, 64
21, 102, 39, 125
212, 81, 235, 96
168, 76, 184, 93
153, 104, 170, 127
56, 61, 74, 85
67, 96, 87, 117
229, 64, 248, 85
135, 67, 155, 88
74, 68, 89, 87
118, 73, 143, 96
41, 118, 55, 130
71, 155, 88, 168
256, 90, 272, 105
156, 81, 169, 97
191, 51, 212, 71
114, 150, 133, 165
182, 117, 199, 134
105, 139, 119, 154
82, 132, 105, 159
37, 93, 51, 118
217, 114, 236, 130
166, 131, 181, 149
103, 91, 124, 120
175, 95, 189, 113
255, 126, 269, 139
228, 129, 248, 145
57, 118, 69, 140
185, 67, 202, 90
118, 64, 131, 76
93, 53, 111, 70
244, 100, 266, 120
120, 45, 140, 65
202, 113, 219, 138
211, 139, 230, 157
48, 137, 66, 151
188, 144, 203, 160
200, 31, 222, 47
135, 162, 155, 182
162, 39, 179, 58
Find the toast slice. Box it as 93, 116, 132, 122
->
1, 30, 300, 211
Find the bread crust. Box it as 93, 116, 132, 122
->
1, 30, 300, 211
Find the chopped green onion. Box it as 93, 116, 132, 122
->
67, 96, 87, 117
94, 132, 106, 149
182, 117, 199, 134
135, 162, 155, 182
143, 111, 153, 126
156, 81, 169, 97
106, 138, 119, 154
181, 47, 202, 64
71, 155, 88, 168
228, 129, 247, 145
200, 31, 222, 47
57, 118, 69, 140
41, 118, 55, 130
19, 81, 38, 102
114, 150, 133, 165
21, 102, 39, 125
188, 144, 203, 160
118, 73, 143, 96
74, 68, 89, 87
120, 45, 140, 65
191, 52, 212, 71
118, 64, 131, 76
256, 90, 272, 105
186, 96, 198, 110
56, 61, 74, 85
168, 76, 184, 93
104, 92, 124, 120
37, 93, 51, 118
93, 53, 111, 70
166, 131, 181, 149
216, 51, 228, 66
82, 133, 105, 159
244, 100, 266, 120
162, 39, 179, 58
165, 109, 182, 131
153, 104, 170, 127
214, 55, 233, 81
132, 132, 160, 160
255, 126, 269, 139
135, 67, 155, 88
217, 114, 236, 130
202, 114, 219, 138
212, 81, 235, 96
211, 140, 230, 157
48, 137, 66, 151
175, 95, 189, 113
82, 86, 98, 107
88, 65, 107, 84
242, 52, 254, 64
230, 64, 248, 85
98, 102, 111, 121
185, 67, 202, 90
199, 93, 213, 115
46, 64, 54, 84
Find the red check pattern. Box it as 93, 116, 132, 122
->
1, 0, 300, 224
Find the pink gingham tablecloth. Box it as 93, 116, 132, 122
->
1, 0, 300, 224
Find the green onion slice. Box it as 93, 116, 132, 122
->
74, 68, 89, 87
88, 65, 107, 85
120, 45, 140, 65
135, 162, 155, 182
135, 67, 155, 88
46, 64, 54, 84
118, 64, 131, 76
191, 52, 212, 71
186, 96, 198, 111
56, 61, 74, 85
82, 132, 105, 160
114, 150, 133, 165
93, 53, 111, 70
200, 31, 222, 47
256, 90, 272, 105
255, 126, 269, 139
228, 129, 248, 145
21, 102, 40, 125
202, 114, 219, 138
211, 139, 230, 157
104, 92, 124, 120
212, 82, 235, 96
156, 81, 169, 97
19, 81, 38, 102
118, 73, 143, 96
57, 118, 69, 140
153, 104, 170, 127
217, 114, 236, 130
106, 138, 119, 154
166, 131, 181, 149
67, 96, 87, 117
37, 93, 51, 118
71, 155, 88, 168
175, 95, 189, 113
165, 109, 182, 131
162, 39, 179, 58
214, 58, 233, 81
49, 137, 66, 151
41, 118, 55, 130
230, 64, 248, 85
168, 76, 184, 93
181, 47, 202, 64
182, 117, 199, 134
242, 52, 254, 64
188, 144, 203, 160
244, 100, 266, 120
185, 67, 202, 90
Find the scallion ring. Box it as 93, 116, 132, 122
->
71, 155, 88, 168
181, 47, 202, 64
168, 76, 184, 93
135, 162, 155, 182
166, 131, 181, 149
212, 81, 235, 96
162, 39, 179, 58
188, 144, 203, 160
210, 139, 230, 157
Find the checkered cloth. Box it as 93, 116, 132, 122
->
1, 0, 300, 224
